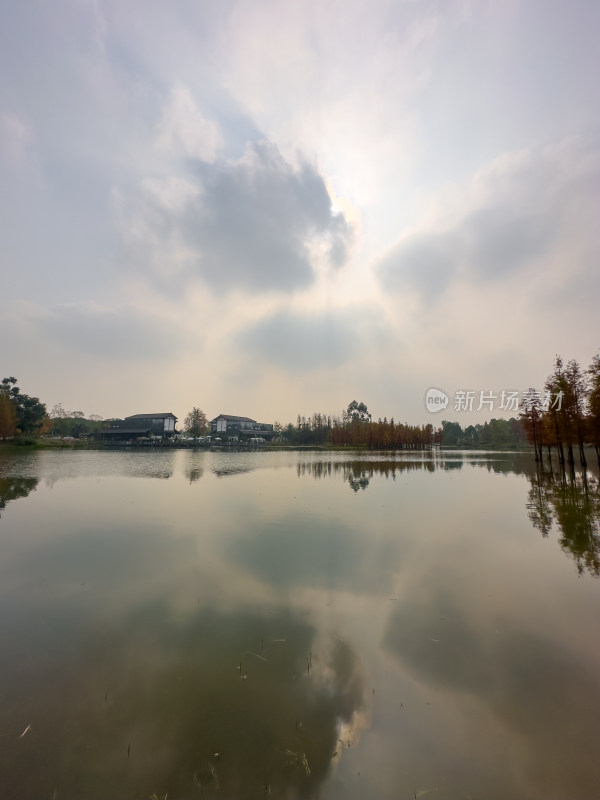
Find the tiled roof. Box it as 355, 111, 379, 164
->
125, 413, 177, 420
211, 414, 256, 423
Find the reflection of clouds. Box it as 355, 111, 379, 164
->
226, 513, 401, 595
5, 448, 600, 798
0, 603, 365, 800
382, 586, 600, 796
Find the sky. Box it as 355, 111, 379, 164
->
1, 0, 599, 426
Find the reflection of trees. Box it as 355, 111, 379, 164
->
0, 476, 38, 517
526, 467, 600, 576
187, 467, 204, 483
345, 467, 370, 492
0, 605, 365, 800
296, 459, 441, 487
295, 457, 547, 488
213, 466, 254, 478
526, 473, 553, 537
294, 456, 547, 485
131, 470, 173, 479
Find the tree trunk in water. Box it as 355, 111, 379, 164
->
579, 440, 587, 469
553, 415, 564, 464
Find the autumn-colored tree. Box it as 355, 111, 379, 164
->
519, 388, 543, 461
544, 356, 567, 464
0, 394, 18, 440
587, 351, 600, 469
184, 408, 208, 439
563, 359, 588, 468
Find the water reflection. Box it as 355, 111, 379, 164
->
187, 466, 204, 483
346, 469, 370, 492
227, 509, 400, 595
296, 459, 438, 484
213, 466, 254, 478
382, 584, 600, 797
526, 467, 600, 576
0, 476, 38, 517
293, 453, 548, 485
0, 602, 364, 800
2, 448, 600, 800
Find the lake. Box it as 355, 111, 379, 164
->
0, 448, 599, 800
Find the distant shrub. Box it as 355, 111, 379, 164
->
15, 436, 38, 446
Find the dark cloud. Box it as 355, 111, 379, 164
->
124, 141, 353, 294
459, 205, 553, 279
34, 303, 185, 361
238, 306, 384, 371
185, 141, 352, 291
376, 231, 457, 299
376, 138, 600, 300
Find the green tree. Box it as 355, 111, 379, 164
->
184, 408, 208, 439
346, 400, 371, 423
441, 420, 463, 446
1, 377, 47, 436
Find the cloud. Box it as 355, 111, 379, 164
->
238, 306, 384, 371
376, 137, 600, 300
117, 140, 354, 293
376, 231, 457, 300
33, 303, 186, 361
155, 85, 222, 161
0, 112, 34, 166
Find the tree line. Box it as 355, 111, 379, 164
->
519, 351, 600, 469
277, 401, 437, 448
4, 357, 599, 460
440, 418, 527, 447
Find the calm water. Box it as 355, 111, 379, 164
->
0, 448, 599, 800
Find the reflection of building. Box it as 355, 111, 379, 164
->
210, 414, 274, 441
102, 413, 178, 442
